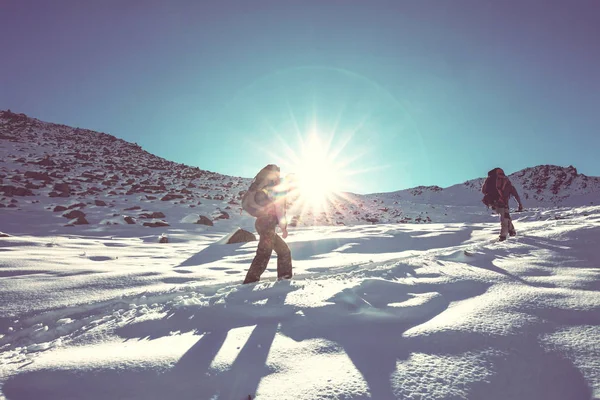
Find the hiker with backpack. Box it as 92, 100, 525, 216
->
481, 167, 524, 241
241, 164, 292, 284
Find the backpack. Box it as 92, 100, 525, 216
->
241, 164, 280, 217
482, 168, 509, 207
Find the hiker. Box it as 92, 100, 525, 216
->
481, 167, 524, 241
241, 164, 292, 284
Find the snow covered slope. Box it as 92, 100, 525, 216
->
1, 206, 599, 399
1, 110, 599, 399
378, 165, 600, 207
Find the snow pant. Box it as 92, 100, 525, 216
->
243, 215, 292, 284
494, 206, 515, 238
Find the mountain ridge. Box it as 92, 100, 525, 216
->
2, 110, 599, 232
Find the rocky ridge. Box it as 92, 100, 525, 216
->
1, 110, 599, 232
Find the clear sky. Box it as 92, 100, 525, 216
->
1, 0, 599, 194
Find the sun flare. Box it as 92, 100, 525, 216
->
285, 133, 345, 211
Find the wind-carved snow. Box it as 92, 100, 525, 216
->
1, 111, 600, 399
1, 207, 599, 399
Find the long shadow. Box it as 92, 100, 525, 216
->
278, 278, 482, 399
3, 282, 297, 400
218, 291, 288, 400
289, 226, 475, 261
175, 241, 251, 268
519, 232, 600, 267
442, 249, 556, 288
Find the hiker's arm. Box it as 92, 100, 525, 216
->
275, 199, 288, 238
271, 191, 288, 237
511, 185, 523, 210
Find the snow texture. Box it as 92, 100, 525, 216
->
1, 111, 599, 399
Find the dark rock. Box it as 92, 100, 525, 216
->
161, 193, 184, 201
227, 229, 256, 244
95, 200, 107, 206
37, 156, 56, 167
143, 220, 170, 228
214, 211, 230, 220
73, 216, 89, 225
24, 171, 53, 181
53, 205, 68, 212
139, 211, 166, 219
63, 210, 85, 219
159, 235, 169, 243
25, 182, 42, 189
0, 185, 34, 196
67, 202, 86, 209
124, 205, 141, 211
53, 183, 70, 193
124, 216, 136, 224
195, 216, 214, 226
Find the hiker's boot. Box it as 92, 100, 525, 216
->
499, 236, 507, 242
509, 230, 516, 237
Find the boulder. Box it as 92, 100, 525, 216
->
195, 215, 213, 226
0, 185, 34, 196
139, 211, 165, 219
63, 210, 85, 219
227, 229, 256, 244
53, 183, 70, 194
213, 211, 230, 220
143, 220, 170, 228
24, 171, 52, 181
161, 193, 184, 201
73, 216, 89, 225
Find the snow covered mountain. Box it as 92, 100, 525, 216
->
1, 110, 599, 399
2, 110, 600, 233
379, 165, 600, 208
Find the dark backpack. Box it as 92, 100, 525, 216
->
482, 168, 508, 207
241, 164, 280, 217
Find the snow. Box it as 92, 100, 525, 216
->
1, 111, 599, 398
1, 206, 599, 399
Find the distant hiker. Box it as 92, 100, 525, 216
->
241, 164, 292, 284
481, 167, 524, 241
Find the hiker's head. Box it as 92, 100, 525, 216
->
488, 167, 505, 177
263, 164, 281, 185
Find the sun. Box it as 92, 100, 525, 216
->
285, 133, 345, 211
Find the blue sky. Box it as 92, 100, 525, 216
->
1, 0, 599, 193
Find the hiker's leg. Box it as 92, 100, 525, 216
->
508, 217, 516, 236
244, 218, 276, 284
273, 234, 292, 280
498, 206, 510, 239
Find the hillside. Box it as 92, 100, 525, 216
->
1, 110, 600, 234
1, 110, 599, 399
